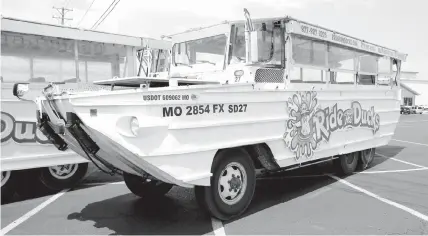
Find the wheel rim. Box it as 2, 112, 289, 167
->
1, 171, 11, 187
48, 164, 79, 180
217, 162, 247, 205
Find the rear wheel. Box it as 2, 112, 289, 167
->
123, 172, 173, 199
358, 148, 375, 170
194, 148, 256, 221
333, 152, 359, 175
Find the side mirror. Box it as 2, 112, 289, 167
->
13, 83, 30, 99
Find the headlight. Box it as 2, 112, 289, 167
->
130, 117, 139, 136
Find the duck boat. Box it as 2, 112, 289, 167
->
13, 9, 407, 220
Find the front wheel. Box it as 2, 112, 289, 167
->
123, 172, 173, 199
195, 148, 256, 221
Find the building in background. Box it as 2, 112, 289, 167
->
400, 82, 419, 106
400, 71, 428, 106
1, 16, 172, 200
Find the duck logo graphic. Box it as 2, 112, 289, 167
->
283, 91, 380, 160
283, 91, 319, 160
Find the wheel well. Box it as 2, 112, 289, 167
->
245, 146, 264, 169
211, 143, 280, 172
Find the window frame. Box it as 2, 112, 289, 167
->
1, 31, 140, 84
171, 34, 229, 71
287, 33, 397, 86
227, 21, 286, 69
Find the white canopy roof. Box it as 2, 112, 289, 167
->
1, 16, 171, 50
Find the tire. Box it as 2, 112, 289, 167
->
333, 152, 359, 175
2, 170, 42, 202
38, 163, 89, 193
358, 148, 375, 170
194, 148, 256, 221
123, 172, 173, 199
10, 169, 45, 199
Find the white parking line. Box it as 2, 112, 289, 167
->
392, 139, 428, 147
358, 167, 428, 174
81, 181, 125, 186
328, 175, 428, 222
211, 218, 226, 236
376, 152, 428, 168
399, 120, 428, 123
0, 188, 69, 235
390, 158, 427, 169
257, 174, 328, 180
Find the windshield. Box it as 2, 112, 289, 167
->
149, 49, 169, 74
230, 21, 283, 67
172, 34, 227, 71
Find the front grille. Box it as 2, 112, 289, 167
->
254, 68, 285, 83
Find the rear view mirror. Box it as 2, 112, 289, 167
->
13, 83, 30, 98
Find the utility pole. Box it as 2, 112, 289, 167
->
52, 7, 73, 25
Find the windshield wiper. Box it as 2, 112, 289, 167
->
196, 60, 216, 65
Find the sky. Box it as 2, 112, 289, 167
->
1, 0, 428, 79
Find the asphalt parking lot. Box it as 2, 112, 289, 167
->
2, 114, 428, 235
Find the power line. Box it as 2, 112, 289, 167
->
89, 0, 116, 29
92, 0, 121, 30
77, 0, 97, 27
52, 6, 73, 25
90, 0, 121, 30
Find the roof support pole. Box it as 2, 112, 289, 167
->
74, 40, 80, 81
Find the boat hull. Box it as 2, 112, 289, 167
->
38, 83, 401, 187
